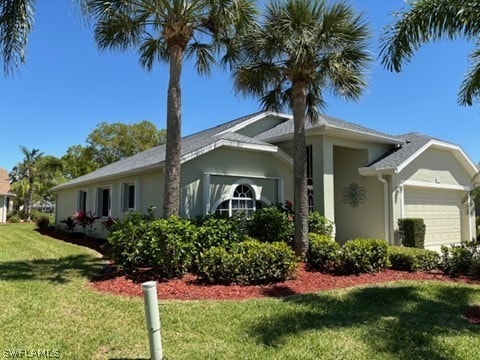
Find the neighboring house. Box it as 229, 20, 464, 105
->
0, 167, 15, 223
52, 111, 479, 251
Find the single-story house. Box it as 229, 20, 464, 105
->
52, 111, 479, 251
0, 167, 15, 223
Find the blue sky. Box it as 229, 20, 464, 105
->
1, 0, 479, 173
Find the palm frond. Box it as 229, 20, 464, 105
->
186, 41, 216, 74
0, 0, 35, 76
138, 35, 168, 70
380, 0, 480, 72
459, 45, 480, 106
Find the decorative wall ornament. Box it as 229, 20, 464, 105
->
342, 182, 366, 208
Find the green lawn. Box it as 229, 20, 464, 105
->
1, 223, 480, 359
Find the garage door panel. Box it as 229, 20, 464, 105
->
404, 188, 462, 248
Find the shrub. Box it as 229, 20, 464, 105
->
195, 213, 245, 253
398, 218, 426, 248
197, 239, 299, 284
7, 213, 20, 223
36, 216, 51, 230
388, 246, 439, 271
107, 212, 197, 278
61, 216, 76, 231
308, 212, 334, 237
340, 238, 388, 274
247, 206, 294, 244
306, 234, 340, 272
441, 242, 480, 276
150, 216, 198, 278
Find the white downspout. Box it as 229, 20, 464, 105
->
467, 192, 473, 241
377, 173, 390, 244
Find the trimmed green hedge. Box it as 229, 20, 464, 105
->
398, 218, 426, 248
197, 239, 299, 284
388, 246, 439, 271
306, 234, 340, 272
340, 238, 388, 274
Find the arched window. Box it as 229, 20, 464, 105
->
215, 184, 264, 217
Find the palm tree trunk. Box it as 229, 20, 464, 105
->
26, 178, 34, 221
292, 81, 309, 259
163, 45, 184, 218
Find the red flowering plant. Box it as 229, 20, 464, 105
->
73, 211, 99, 239
102, 216, 115, 231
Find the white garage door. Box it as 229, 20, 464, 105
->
404, 188, 463, 249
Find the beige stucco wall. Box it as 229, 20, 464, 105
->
180, 146, 293, 217
290, 134, 390, 241
333, 146, 385, 243
55, 169, 164, 237
399, 147, 472, 187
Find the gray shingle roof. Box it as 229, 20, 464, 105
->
255, 113, 403, 144
52, 111, 270, 190
366, 133, 433, 170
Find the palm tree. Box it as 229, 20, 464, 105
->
10, 147, 62, 220
380, 0, 480, 106
86, 0, 256, 217
233, 0, 371, 258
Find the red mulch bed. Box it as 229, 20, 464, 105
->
89, 264, 480, 301
39, 229, 480, 314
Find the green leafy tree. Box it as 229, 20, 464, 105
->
61, 120, 165, 179
380, 0, 480, 106
87, 0, 256, 217
233, 0, 371, 258
10, 147, 63, 220
61, 145, 100, 180
86, 120, 166, 166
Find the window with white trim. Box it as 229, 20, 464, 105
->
78, 190, 87, 213
97, 187, 111, 217
215, 184, 264, 217
122, 183, 136, 212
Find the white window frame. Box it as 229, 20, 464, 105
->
77, 189, 88, 213
121, 181, 137, 212
215, 183, 268, 217
96, 186, 112, 218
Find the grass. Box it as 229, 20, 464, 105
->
1, 223, 480, 359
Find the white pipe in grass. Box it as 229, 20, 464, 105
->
142, 281, 163, 360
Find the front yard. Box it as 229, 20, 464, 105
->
1, 223, 480, 359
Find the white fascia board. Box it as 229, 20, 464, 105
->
358, 167, 395, 176
216, 111, 292, 137
402, 179, 470, 191
325, 127, 404, 145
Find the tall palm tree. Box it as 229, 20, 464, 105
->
87, 0, 256, 217
380, 0, 480, 106
233, 0, 371, 258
